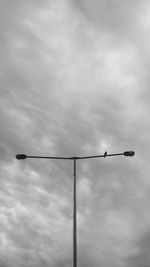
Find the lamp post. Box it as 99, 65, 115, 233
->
16, 150, 135, 267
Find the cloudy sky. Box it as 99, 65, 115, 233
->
0, 0, 150, 266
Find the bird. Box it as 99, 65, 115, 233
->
104, 151, 107, 158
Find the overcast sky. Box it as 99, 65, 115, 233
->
0, 0, 150, 266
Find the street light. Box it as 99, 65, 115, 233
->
16, 154, 27, 159
123, 151, 135, 156
16, 150, 135, 267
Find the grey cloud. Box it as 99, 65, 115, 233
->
74, 0, 143, 40
126, 231, 150, 266
0, 262, 9, 267
0, 0, 149, 266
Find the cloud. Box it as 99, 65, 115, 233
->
0, 0, 150, 266
126, 231, 150, 266
74, 0, 144, 40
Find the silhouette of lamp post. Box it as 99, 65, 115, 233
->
16, 150, 135, 267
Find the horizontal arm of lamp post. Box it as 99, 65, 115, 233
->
16, 154, 73, 160
16, 151, 135, 160
77, 151, 135, 159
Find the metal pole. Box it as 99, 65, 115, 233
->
73, 157, 77, 267
16, 150, 134, 267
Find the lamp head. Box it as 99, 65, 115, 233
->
16, 154, 27, 160
124, 151, 135, 157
